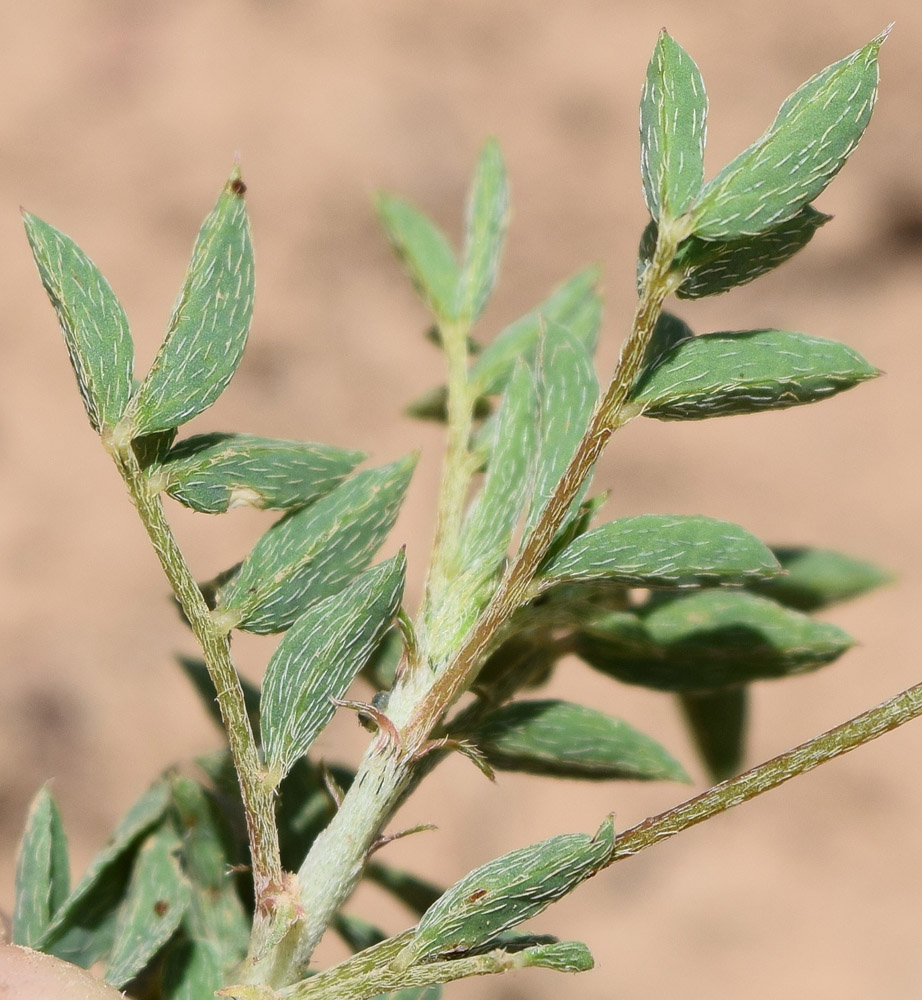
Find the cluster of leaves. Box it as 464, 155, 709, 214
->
11, 26, 890, 1000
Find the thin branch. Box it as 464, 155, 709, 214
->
612, 680, 922, 864
107, 441, 285, 931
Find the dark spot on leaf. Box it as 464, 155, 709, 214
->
466, 888, 488, 903
154, 900, 170, 916
230, 177, 247, 197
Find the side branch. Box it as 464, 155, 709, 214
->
612, 680, 922, 863
108, 441, 282, 901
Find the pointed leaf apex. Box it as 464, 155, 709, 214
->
226, 165, 247, 198
594, 814, 614, 841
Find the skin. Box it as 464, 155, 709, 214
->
0, 944, 126, 1000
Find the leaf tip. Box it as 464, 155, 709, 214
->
593, 813, 616, 855
483, 134, 503, 155
674, 762, 694, 785
20, 209, 41, 235
227, 163, 247, 198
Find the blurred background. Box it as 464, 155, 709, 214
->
1, 1, 920, 997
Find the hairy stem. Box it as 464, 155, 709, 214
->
275, 927, 558, 1000
611, 680, 922, 863
419, 318, 478, 649
106, 440, 283, 913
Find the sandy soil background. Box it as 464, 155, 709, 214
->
1, 2, 920, 998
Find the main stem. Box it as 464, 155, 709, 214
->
106, 439, 283, 905
281, 217, 688, 986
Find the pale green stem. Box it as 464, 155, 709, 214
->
276, 929, 557, 1000
224, 927, 579, 1000
273, 217, 689, 988
420, 318, 478, 639
263, 316, 478, 985
267, 740, 409, 985
104, 439, 285, 944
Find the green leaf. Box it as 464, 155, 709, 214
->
638, 208, 830, 299
365, 862, 444, 917
538, 493, 609, 573
471, 267, 601, 396
362, 627, 405, 690
334, 912, 388, 953
169, 776, 239, 894
177, 655, 261, 738
169, 777, 249, 978
104, 828, 192, 988
376, 193, 460, 323
469, 699, 689, 782
162, 938, 223, 1000
152, 433, 364, 514
125, 168, 254, 435
691, 32, 887, 240
39, 780, 171, 967
635, 310, 694, 384
678, 687, 748, 783
752, 546, 893, 612
629, 329, 878, 421
405, 385, 451, 423
518, 940, 594, 973
396, 816, 615, 966
216, 455, 414, 634
673, 206, 830, 298
455, 138, 509, 323
523, 324, 598, 536
260, 554, 405, 785
23, 213, 134, 433
576, 590, 854, 691
461, 360, 539, 581
541, 514, 780, 590
13, 784, 70, 946
472, 636, 558, 704
132, 427, 178, 469
183, 877, 250, 974
640, 30, 707, 220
